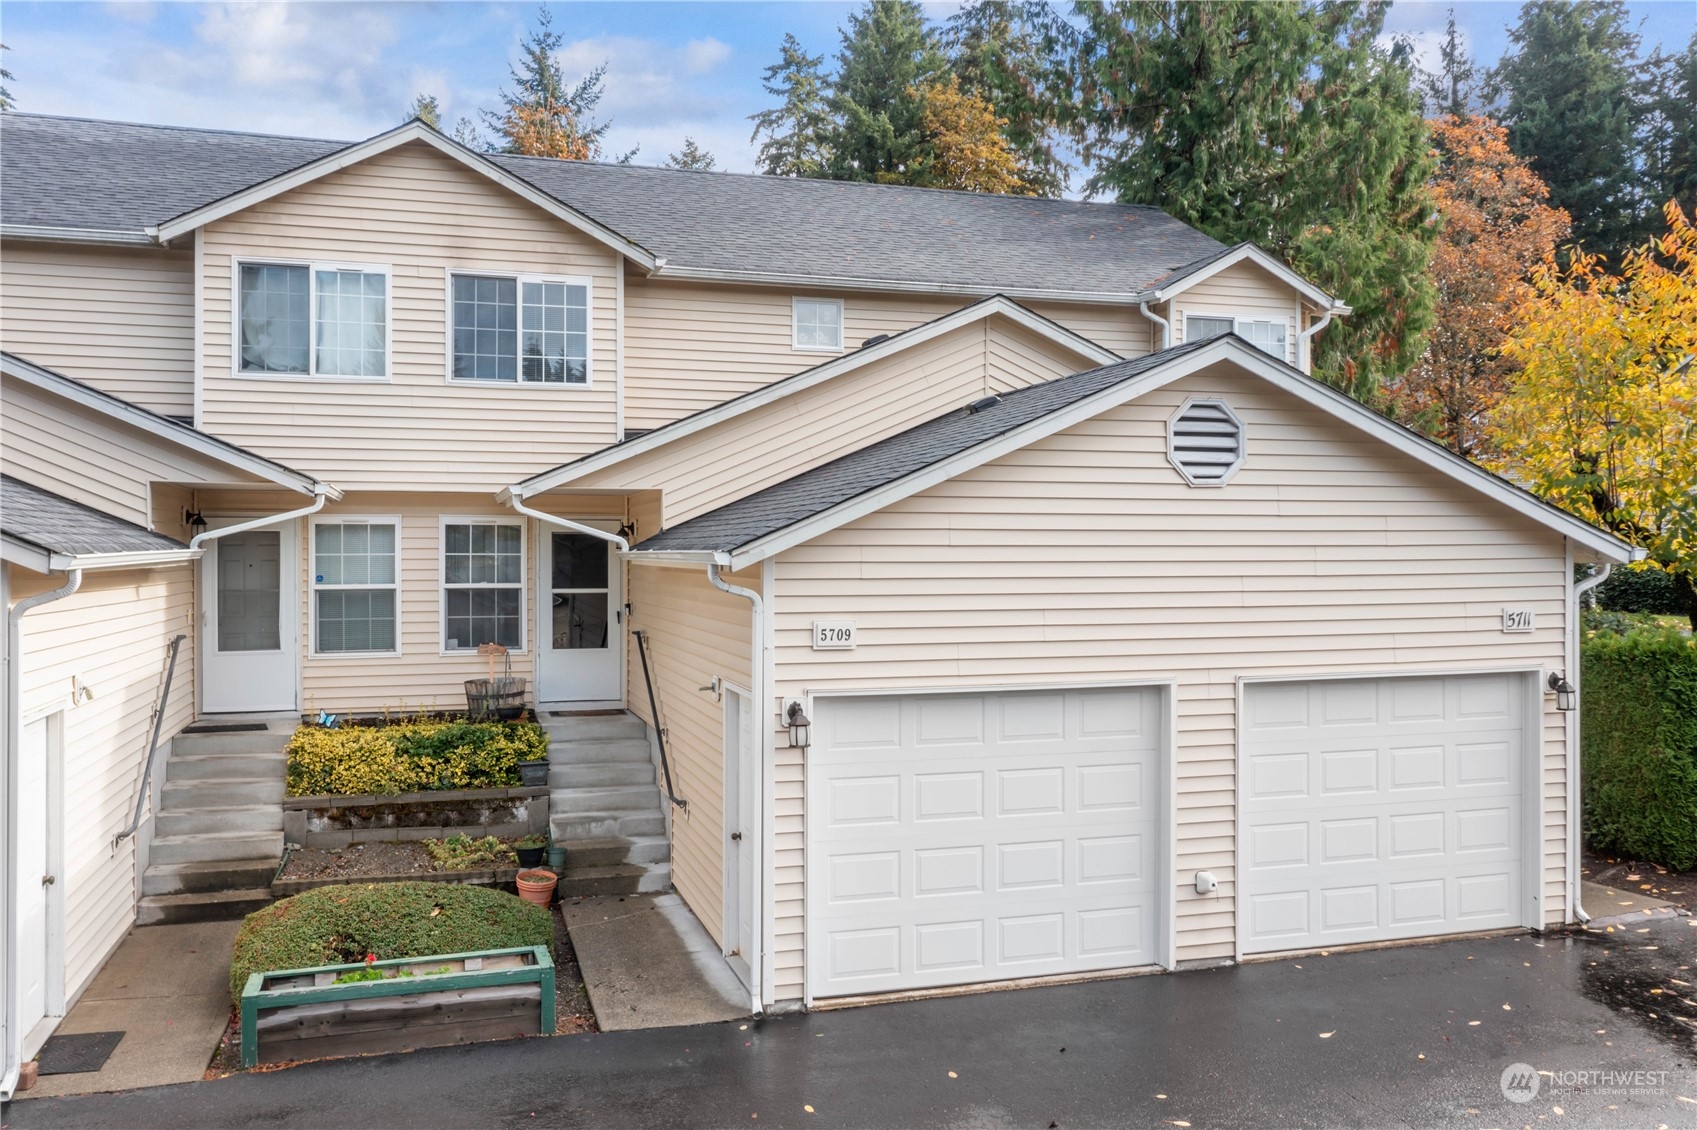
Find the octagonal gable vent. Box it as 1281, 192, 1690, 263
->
1167, 397, 1245, 487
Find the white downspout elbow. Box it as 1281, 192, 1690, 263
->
1568, 562, 1613, 925
506, 491, 630, 553
1138, 300, 1171, 350
1296, 308, 1338, 373
188, 485, 330, 551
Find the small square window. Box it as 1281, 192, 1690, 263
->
793, 298, 844, 351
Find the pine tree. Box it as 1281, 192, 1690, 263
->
1491, 1, 1639, 263
1415, 9, 1481, 118
1, 43, 15, 112
826, 0, 947, 183
484, 6, 614, 161
943, 1, 1070, 196
1057, 0, 1437, 401
407, 94, 442, 130
749, 34, 833, 178
666, 137, 717, 171
1636, 33, 1697, 222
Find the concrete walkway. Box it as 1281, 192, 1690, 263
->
561, 893, 748, 1030
1582, 878, 1687, 925
15, 921, 239, 1099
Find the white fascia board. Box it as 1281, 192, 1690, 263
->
651, 263, 1153, 306
152, 122, 659, 270
509, 296, 1120, 497
0, 537, 55, 574
1140, 244, 1349, 314
57, 548, 201, 571
1, 354, 339, 500
724, 337, 1636, 569
621, 549, 732, 568
0, 224, 157, 247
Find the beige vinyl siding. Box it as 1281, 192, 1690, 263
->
0, 375, 273, 528
1171, 262, 1301, 366
10, 564, 196, 999
0, 242, 195, 417
198, 141, 620, 491
575, 318, 1101, 528
624, 561, 757, 946
765, 364, 1570, 997
1024, 300, 1153, 359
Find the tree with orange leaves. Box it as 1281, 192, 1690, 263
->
1385, 115, 1570, 457
485, 7, 614, 162
910, 76, 1035, 194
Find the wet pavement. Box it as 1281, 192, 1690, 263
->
6, 922, 1697, 1129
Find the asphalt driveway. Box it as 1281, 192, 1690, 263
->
6, 920, 1696, 1129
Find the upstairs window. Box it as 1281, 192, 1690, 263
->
793, 297, 843, 352
1184, 314, 1287, 361
238, 261, 388, 378
451, 273, 589, 384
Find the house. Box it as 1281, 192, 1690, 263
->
0, 111, 1638, 1092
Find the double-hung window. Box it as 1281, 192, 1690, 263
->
792, 297, 844, 351
442, 519, 524, 651
450, 273, 589, 384
238, 261, 389, 378
1184, 314, 1288, 360
312, 519, 399, 654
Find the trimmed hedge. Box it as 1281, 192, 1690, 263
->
286, 719, 547, 797
230, 882, 553, 1005
1581, 628, 1697, 870
1595, 565, 1687, 616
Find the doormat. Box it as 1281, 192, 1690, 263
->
36, 1031, 124, 1075
181, 722, 269, 734
549, 710, 624, 717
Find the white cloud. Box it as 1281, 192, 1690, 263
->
553, 34, 735, 128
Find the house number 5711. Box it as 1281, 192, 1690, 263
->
1501, 608, 1535, 633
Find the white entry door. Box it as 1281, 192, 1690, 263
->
201, 519, 298, 713
808, 687, 1165, 999
16, 714, 64, 1056
723, 686, 757, 989
536, 525, 621, 703
1239, 673, 1533, 955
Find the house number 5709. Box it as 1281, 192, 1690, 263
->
812, 620, 856, 650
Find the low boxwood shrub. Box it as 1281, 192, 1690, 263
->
1595, 565, 1687, 616
286, 718, 547, 796
1582, 628, 1697, 870
229, 881, 553, 1005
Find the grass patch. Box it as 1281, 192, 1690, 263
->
286, 718, 547, 797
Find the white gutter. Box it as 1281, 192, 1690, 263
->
2, 568, 84, 1101
0, 224, 158, 247
1568, 561, 1613, 925
188, 486, 330, 551
1296, 308, 1340, 372
1137, 301, 1171, 349
504, 492, 630, 554
707, 564, 766, 1019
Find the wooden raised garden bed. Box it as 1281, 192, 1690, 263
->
239, 946, 554, 1066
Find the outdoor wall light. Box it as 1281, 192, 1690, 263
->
1548, 671, 1577, 712
785, 701, 812, 749
185, 509, 208, 535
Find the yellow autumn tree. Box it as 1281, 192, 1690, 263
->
909, 76, 1034, 195
1487, 200, 1697, 626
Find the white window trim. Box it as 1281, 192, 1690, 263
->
439, 515, 527, 656
1182, 311, 1289, 362
443, 270, 596, 388
309, 515, 403, 659
791, 296, 845, 353
231, 256, 393, 382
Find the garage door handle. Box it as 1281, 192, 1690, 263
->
41, 874, 55, 886
731, 832, 742, 841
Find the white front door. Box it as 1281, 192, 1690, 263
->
807, 687, 1165, 999
201, 519, 298, 713
723, 686, 757, 988
1239, 673, 1534, 955
536, 524, 621, 702
17, 714, 64, 1055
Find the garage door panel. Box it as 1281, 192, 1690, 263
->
1241, 674, 1529, 955
810, 688, 1163, 997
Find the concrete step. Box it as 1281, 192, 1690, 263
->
155, 804, 283, 837
172, 731, 290, 757
549, 762, 655, 789
141, 858, 279, 896
543, 714, 646, 742
148, 830, 284, 866
161, 777, 285, 809
551, 785, 660, 814
556, 835, 670, 869
166, 752, 286, 783
137, 888, 275, 926
550, 811, 666, 841
547, 736, 653, 765
556, 861, 672, 899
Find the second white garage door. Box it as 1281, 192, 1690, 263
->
807, 687, 1164, 999
1240, 673, 1534, 955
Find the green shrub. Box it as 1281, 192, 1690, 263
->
1582, 628, 1697, 870
229, 882, 553, 1005
1595, 565, 1687, 616
423, 833, 516, 871
285, 718, 547, 796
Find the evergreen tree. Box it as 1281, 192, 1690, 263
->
943, 1, 1070, 195
666, 137, 717, 171
1, 44, 15, 111
1057, 0, 1437, 401
1414, 9, 1481, 118
451, 117, 484, 150
748, 34, 833, 177
484, 6, 614, 161
826, 0, 947, 183
1636, 34, 1697, 219
407, 93, 442, 129
1491, 1, 1639, 263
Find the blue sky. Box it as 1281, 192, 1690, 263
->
4, 1, 1692, 178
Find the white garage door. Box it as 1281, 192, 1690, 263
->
808, 687, 1164, 999
1240, 673, 1533, 955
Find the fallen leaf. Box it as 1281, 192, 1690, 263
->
1553, 1106, 1564, 1116
804, 1106, 814, 1114
1503, 1004, 1513, 1011
739, 1024, 749, 1031
429, 907, 441, 917
1319, 1031, 1335, 1038
1679, 1097, 1697, 1106
1156, 1094, 1168, 1100
1469, 1021, 1482, 1026
1168, 1122, 1191, 1128
1294, 964, 1303, 969
1418, 1053, 1426, 1060
948, 1071, 958, 1079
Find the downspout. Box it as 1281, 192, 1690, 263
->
506, 491, 630, 554
707, 563, 766, 1018
1137, 300, 1171, 350
188, 485, 330, 551
1568, 561, 1612, 925
2, 568, 83, 1101
1296, 308, 1338, 373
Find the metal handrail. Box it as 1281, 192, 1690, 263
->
632, 629, 687, 811
115, 634, 185, 846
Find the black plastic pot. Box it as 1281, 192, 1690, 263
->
515, 845, 546, 868
517, 760, 549, 787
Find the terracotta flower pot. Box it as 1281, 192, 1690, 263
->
516, 869, 557, 906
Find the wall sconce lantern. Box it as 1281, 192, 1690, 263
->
186, 510, 208, 536
786, 701, 812, 749
1548, 671, 1576, 712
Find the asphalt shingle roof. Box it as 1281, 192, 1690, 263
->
1, 114, 1226, 296
633, 337, 1217, 556
1, 475, 189, 557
